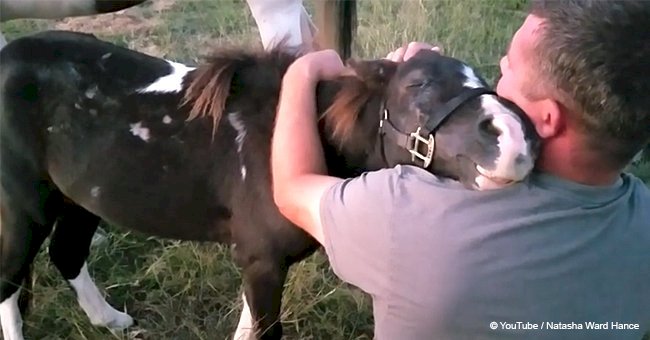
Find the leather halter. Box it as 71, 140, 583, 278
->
378, 87, 496, 169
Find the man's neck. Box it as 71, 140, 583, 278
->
537, 139, 622, 186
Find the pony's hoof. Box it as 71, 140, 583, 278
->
90, 227, 109, 247
93, 311, 134, 329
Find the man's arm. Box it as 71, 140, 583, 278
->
271, 51, 401, 292
271, 50, 347, 245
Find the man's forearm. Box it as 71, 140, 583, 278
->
271, 52, 346, 244
272, 64, 327, 187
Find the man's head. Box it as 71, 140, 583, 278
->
496, 0, 650, 178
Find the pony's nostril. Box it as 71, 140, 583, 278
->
515, 154, 527, 165
479, 118, 502, 137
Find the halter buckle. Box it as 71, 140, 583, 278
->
407, 127, 435, 168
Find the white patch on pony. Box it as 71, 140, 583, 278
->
474, 95, 532, 189
90, 186, 101, 198
85, 85, 98, 99
47, 126, 54, 132
228, 112, 248, 180
241, 166, 247, 180
0, 289, 23, 340
162, 115, 172, 124
461, 64, 484, 89
129, 122, 150, 142
69, 263, 134, 329
232, 293, 254, 340
228, 112, 247, 153
137, 60, 195, 94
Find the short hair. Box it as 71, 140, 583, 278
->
528, 0, 650, 167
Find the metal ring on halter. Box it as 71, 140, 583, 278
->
407, 127, 435, 168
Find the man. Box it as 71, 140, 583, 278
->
271, 0, 650, 339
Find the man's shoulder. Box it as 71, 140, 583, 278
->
334, 165, 469, 198
623, 172, 650, 196
394, 165, 466, 187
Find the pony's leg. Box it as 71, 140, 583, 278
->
245, 0, 315, 50
0, 192, 58, 340
233, 258, 288, 340
232, 292, 254, 340
48, 203, 133, 329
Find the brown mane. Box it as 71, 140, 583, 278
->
322, 59, 397, 150
181, 52, 241, 131
180, 44, 303, 136
321, 76, 374, 148
180, 46, 395, 151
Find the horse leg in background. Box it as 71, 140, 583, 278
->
48, 202, 134, 329
0, 0, 147, 21
245, 0, 315, 50
0, 183, 61, 340
232, 256, 288, 340
0, 0, 147, 49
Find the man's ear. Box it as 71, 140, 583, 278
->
536, 98, 566, 139
345, 58, 398, 90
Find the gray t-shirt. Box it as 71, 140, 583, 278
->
320, 164, 650, 340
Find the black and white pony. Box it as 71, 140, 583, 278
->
0, 18, 539, 340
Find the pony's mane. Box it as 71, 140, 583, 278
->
321, 76, 374, 148
181, 43, 306, 135
321, 59, 397, 151
181, 42, 395, 154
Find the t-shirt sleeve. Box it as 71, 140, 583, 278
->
319, 167, 403, 296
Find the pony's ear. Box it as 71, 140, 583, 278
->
345, 58, 398, 90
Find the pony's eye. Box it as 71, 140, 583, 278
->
406, 80, 431, 89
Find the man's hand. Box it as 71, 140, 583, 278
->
385, 41, 442, 62
286, 49, 354, 84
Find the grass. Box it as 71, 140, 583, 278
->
1, 0, 648, 339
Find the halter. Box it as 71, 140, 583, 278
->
378, 87, 496, 169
